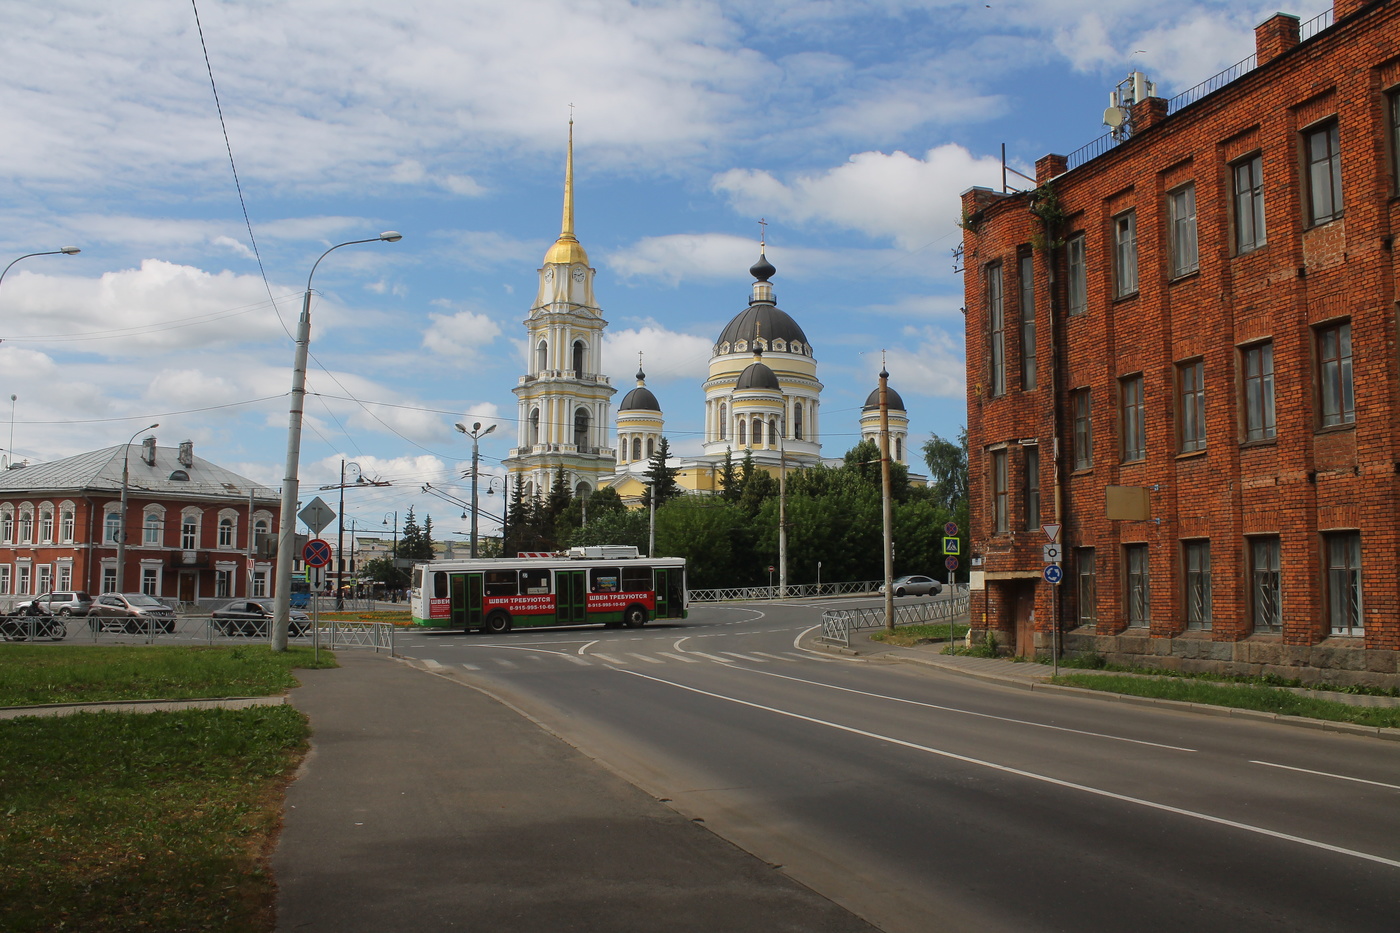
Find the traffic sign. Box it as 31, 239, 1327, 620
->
944, 521, 959, 537
944, 555, 959, 571
302, 538, 333, 568
1042, 523, 1061, 543
943, 536, 961, 556
1044, 564, 1064, 584
1043, 543, 1062, 563
299, 496, 336, 534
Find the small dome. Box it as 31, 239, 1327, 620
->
863, 385, 906, 411
736, 360, 781, 391
543, 234, 589, 267
619, 385, 661, 411
749, 251, 776, 282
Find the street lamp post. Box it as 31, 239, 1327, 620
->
455, 422, 496, 559
115, 423, 159, 593
0, 246, 80, 290
273, 232, 401, 651
383, 511, 398, 597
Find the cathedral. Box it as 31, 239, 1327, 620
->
502, 126, 913, 503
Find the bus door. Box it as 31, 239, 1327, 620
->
654, 567, 686, 619
451, 573, 484, 632
556, 570, 587, 625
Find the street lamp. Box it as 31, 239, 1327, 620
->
273, 231, 402, 651
0, 247, 80, 290
383, 511, 399, 595
115, 423, 159, 593
455, 422, 496, 559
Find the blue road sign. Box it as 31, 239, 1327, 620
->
1044, 564, 1064, 584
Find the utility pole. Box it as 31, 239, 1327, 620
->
880, 362, 895, 633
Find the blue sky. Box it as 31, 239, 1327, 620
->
0, 0, 1279, 538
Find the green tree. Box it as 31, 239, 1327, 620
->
569, 506, 649, 553
643, 437, 681, 507
654, 496, 748, 588
717, 448, 741, 503
357, 556, 399, 588
398, 507, 435, 562
923, 429, 969, 512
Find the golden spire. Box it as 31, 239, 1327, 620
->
544, 109, 590, 266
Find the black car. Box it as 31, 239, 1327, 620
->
210, 601, 310, 637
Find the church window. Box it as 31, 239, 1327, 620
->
720, 342, 730, 355
774, 339, 786, 352
530, 409, 541, 445
791, 342, 802, 355
794, 403, 803, 440
770, 418, 778, 445
738, 421, 746, 446
896, 437, 904, 461
646, 438, 655, 457
574, 408, 590, 449
718, 403, 727, 440
573, 340, 586, 379
632, 437, 641, 461
736, 340, 747, 353
753, 419, 764, 445
536, 340, 548, 373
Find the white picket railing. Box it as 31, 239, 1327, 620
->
688, 580, 882, 602
820, 593, 970, 647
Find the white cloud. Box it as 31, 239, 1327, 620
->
604, 325, 713, 384
604, 233, 929, 286
421, 309, 504, 360
881, 325, 965, 400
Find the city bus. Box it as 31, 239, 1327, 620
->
410, 548, 687, 633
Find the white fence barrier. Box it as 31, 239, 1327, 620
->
820, 593, 970, 647
688, 580, 882, 602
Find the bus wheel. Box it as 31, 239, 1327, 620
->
484, 612, 512, 634
623, 605, 648, 628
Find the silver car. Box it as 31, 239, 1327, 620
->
88, 593, 178, 633
879, 575, 943, 597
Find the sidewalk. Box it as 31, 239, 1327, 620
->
274, 651, 878, 933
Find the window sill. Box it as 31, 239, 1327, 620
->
1313, 421, 1356, 436
1168, 269, 1200, 285
1231, 243, 1269, 259
1239, 437, 1277, 450
1112, 291, 1140, 304
1119, 457, 1147, 467
1174, 448, 1207, 461
1070, 467, 1094, 477
1305, 216, 1344, 231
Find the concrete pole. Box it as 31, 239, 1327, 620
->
880, 366, 895, 633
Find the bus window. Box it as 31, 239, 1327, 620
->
484, 570, 518, 596
432, 572, 448, 599
620, 566, 652, 593
590, 567, 620, 593
520, 568, 551, 594
412, 568, 423, 589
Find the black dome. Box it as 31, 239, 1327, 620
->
619, 385, 661, 411
716, 305, 809, 350
863, 385, 906, 411
750, 251, 776, 282
735, 360, 781, 391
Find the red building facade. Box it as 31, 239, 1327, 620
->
0, 438, 279, 609
962, 0, 1400, 685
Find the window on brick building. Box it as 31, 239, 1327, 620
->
1325, 531, 1363, 637
1076, 548, 1096, 626
1232, 155, 1266, 253
1066, 234, 1087, 316
19, 510, 32, 544
104, 512, 121, 544
144, 512, 162, 546
181, 516, 199, 550
1125, 546, 1148, 624
17, 564, 31, 595
1183, 540, 1212, 630
1390, 90, 1400, 195
141, 567, 158, 597
101, 567, 116, 593
1072, 389, 1093, 470
1120, 374, 1146, 462
39, 509, 53, 543
987, 262, 1006, 396
1304, 121, 1343, 226
1, 510, 11, 544
1167, 183, 1198, 278
1113, 211, 1138, 297
252, 571, 268, 598
1249, 537, 1281, 633
218, 517, 235, 548
991, 448, 1008, 534
1316, 321, 1354, 427
57, 564, 71, 590
1018, 253, 1036, 390
1023, 445, 1040, 530
1177, 359, 1206, 453
1125, 544, 1150, 625
0, 565, 9, 595
1242, 341, 1276, 442
216, 570, 231, 598
60, 509, 74, 543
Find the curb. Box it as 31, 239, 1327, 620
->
0, 695, 287, 719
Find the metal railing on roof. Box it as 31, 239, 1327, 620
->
1299, 8, 1333, 41
1165, 53, 1257, 116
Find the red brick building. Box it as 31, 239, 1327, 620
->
0, 437, 280, 609
961, 0, 1400, 685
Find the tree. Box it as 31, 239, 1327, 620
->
717, 448, 741, 503
923, 429, 969, 513
398, 507, 435, 562
643, 437, 681, 507
358, 556, 399, 588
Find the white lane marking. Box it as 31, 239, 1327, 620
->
619, 669, 1400, 870
686, 651, 735, 664
591, 653, 626, 665
792, 623, 849, 660
781, 651, 837, 662
752, 652, 795, 662
720, 651, 768, 663
460, 663, 481, 671
562, 655, 593, 666
658, 652, 702, 664
492, 658, 518, 668
578, 640, 600, 656
627, 653, 666, 665
1251, 760, 1400, 791
420, 659, 445, 670
731, 665, 1194, 752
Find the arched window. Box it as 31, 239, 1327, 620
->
3, 509, 16, 543
573, 340, 586, 379
753, 419, 763, 446
794, 402, 803, 440
144, 512, 163, 546
181, 515, 199, 550
218, 517, 235, 548
104, 512, 122, 544
738, 420, 746, 446
769, 418, 778, 445
39, 509, 53, 543
254, 519, 269, 544
530, 408, 541, 445
718, 402, 727, 440
574, 408, 590, 449
646, 438, 655, 457
632, 437, 641, 461
19, 509, 33, 543
60, 508, 74, 543
536, 340, 548, 373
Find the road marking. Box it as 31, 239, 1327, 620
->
730, 666, 1195, 752
460, 662, 481, 671
720, 651, 767, 663
420, 659, 445, 670
627, 653, 665, 664
578, 640, 599, 656
1251, 760, 1400, 791
752, 651, 795, 662
657, 652, 701, 664
492, 658, 518, 668
591, 653, 625, 665
561, 655, 593, 666
619, 669, 1400, 871
686, 651, 736, 664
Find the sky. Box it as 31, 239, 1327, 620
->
0, 0, 1286, 541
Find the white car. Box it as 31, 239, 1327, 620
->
879, 575, 943, 597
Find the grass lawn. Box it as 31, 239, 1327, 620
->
316, 609, 413, 626
0, 644, 332, 931
1054, 673, 1400, 730
869, 622, 969, 648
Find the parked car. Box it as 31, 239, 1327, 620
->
21, 591, 94, 617
88, 593, 178, 633
878, 575, 943, 597
210, 600, 310, 637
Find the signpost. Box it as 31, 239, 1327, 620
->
1043, 523, 1062, 676
300, 537, 333, 662
943, 522, 960, 643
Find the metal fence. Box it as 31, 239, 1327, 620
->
2, 614, 395, 654
820, 593, 970, 647
688, 580, 883, 603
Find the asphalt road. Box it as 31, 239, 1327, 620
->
396, 597, 1400, 933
